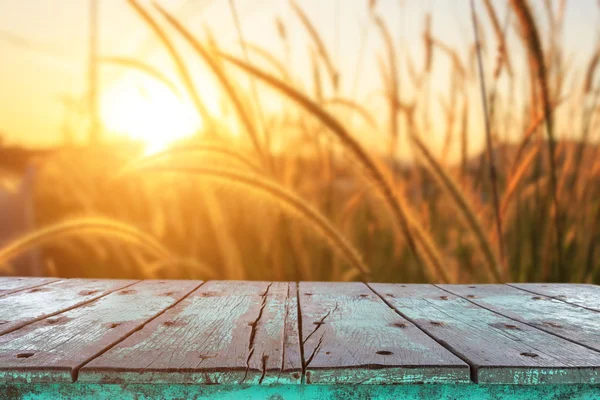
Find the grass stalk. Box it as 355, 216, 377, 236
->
510, 0, 564, 273
218, 52, 433, 276
128, 166, 371, 280
411, 133, 504, 282
126, 0, 213, 127
0, 217, 172, 269
470, 0, 506, 271
151, 3, 267, 166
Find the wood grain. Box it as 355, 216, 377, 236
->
370, 283, 600, 384
2, 279, 600, 389
0, 277, 60, 298
0, 279, 135, 336
509, 284, 600, 312
79, 281, 302, 385
438, 284, 600, 353
0, 280, 200, 383
298, 282, 469, 384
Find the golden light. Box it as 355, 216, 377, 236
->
101, 78, 213, 154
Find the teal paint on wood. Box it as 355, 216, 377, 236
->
0, 279, 136, 336
369, 283, 600, 384
438, 284, 600, 352
79, 281, 302, 385
298, 282, 469, 384
3, 383, 600, 400
510, 284, 600, 312
0, 280, 201, 384
0, 277, 60, 298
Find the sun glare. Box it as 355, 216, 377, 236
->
101, 80, 203, 154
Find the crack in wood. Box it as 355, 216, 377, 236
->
70, 281, 205, 382
302, 302, 339, 372
296, 283, 307, 384
277, 283, 291, 383
304, 333, 325, 368
302, 303, 337, 346
242, 282, 272, 383
258, 353, 268, 384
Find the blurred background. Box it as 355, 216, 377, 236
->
0, 0, 598, 283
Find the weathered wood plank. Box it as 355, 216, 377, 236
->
0, 280, 200, 384
79, 281, 302, 385
509, 284, 600, 312
298, 282, 469, 384
0, 279, 136, 336
0, 277, 60, 298
281, 282, 303, 380
438, 284, 600, 353
370, 283, 600, 384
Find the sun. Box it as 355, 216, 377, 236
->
101, 78, 209, 154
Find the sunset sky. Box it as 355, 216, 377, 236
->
0, 0, 598, 155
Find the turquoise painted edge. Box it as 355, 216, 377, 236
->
3, 383, 599, 400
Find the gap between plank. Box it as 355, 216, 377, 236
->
0, 278, 62, 298
0, 279, 141, 337
276, 282, 291, 383
71, 280, 206, 382
434, 284, 600, 355
506, 283, 600, 313
242, 282, 272, 383
366, 283, 478, 383
295, 282, 307, 384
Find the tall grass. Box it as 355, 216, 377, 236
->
2, 1, 599, 284
121, 165, 371, 280
0, 217, 171, 271
218, 52, 436, 276
510, 0, 563, 272
470, 0, 505, 272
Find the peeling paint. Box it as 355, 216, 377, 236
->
4, 383, 600, 399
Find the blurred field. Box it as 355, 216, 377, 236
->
0, 0, 599, 283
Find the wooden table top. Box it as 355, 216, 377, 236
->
0, 278, 600, 398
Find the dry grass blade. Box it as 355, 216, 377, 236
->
408, 216, 452, 283
584, 48, 600, 93
405, 46, 424, 89
510, 0, 563, 270
423, 13, 433, 73
228, 0, 274, 169
502, 177, 549, 227
323, 97, 378, 129
118, 144, 262, 176
460, 97, 469, 178
290, 1, 339, 90
511, 97, 565, 174
310, 47, 324, 102
431, 38, 467, 79
482, 0, 513, 78
411, 134, 503, 282
471, 0, 505, 271
243, 41, 292, 82
126, 0, 212, 125
0, 217, 172, 269
99, 56, 181, 97
130, 166, 371, 280
151, 3, 266, 165
218, 52, 431, 275
501, 143, 541, 217
372, 13, 399, 153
